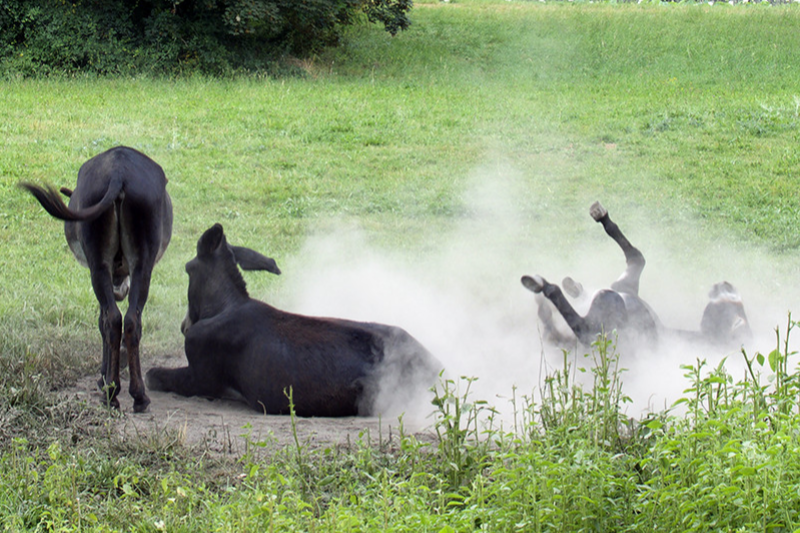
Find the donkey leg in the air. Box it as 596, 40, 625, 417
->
523, 275, 628, 345
533, 293, 578, 347
532, 275, 589, 346
590, 201, 645, 296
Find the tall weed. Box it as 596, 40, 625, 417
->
539, 335, 631, 449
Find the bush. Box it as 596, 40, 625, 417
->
0, 0, 413, 76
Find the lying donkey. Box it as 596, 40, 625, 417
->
522, 202, 751, 350
146, 223, 441, 417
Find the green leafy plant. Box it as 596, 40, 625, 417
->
539, 334, 631, 448
430, 374, 496, 489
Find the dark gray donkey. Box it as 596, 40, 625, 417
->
21, 146, 173, 412
146, 223, 441, 417
522, 201, 750, 351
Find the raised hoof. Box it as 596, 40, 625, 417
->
590, 201, 608, 222
521, 274, 546, 294
562, 276, 584, 299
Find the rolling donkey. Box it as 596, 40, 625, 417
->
21, 146, 173, 412
146, 223, 441, 417
522, 201, 751, 351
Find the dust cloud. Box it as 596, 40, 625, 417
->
261, 160, 800, 428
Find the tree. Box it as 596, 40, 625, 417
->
0, 0, 413, 76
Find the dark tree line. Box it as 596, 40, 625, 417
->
0, 0, 412, 76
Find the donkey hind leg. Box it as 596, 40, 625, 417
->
124, 264, 153, 413
523, 275, 598, 345
120, 221, 159, 413
590, 201, 645, 296
91, 268, 123, 409
535, 294, 578, 346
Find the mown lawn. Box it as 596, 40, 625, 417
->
1, 1, 800, 530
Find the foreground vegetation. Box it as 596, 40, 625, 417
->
2, 329, 800, 531
2, 0, 800, 530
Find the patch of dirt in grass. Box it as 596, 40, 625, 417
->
62, 349, 436, 456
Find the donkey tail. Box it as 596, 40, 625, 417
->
19, 177, 123, 222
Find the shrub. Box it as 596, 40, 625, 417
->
0, 0, 413, 76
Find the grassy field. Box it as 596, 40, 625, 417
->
2, 0, 800, 530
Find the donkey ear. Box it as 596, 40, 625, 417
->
198, 223, 225, 258
231, 246, 281, 275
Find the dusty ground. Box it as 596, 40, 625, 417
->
64, 350, 437, 456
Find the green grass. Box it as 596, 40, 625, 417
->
2, 0, 800, 530
4, 2, 800, 349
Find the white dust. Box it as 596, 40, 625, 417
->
260, 160, 800, 428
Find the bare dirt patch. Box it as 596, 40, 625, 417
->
63, 350, 436, 456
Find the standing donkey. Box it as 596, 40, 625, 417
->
21, 146, 173, 412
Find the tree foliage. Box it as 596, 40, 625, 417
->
0, 0, 412, 76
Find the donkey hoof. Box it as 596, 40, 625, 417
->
521, 275, 546, 294
590, 201, 608, 221
133, 396, 151, 414
562, 276, 584, 298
